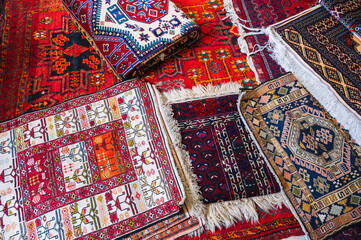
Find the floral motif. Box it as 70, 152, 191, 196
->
203, 11, 215, 20
313, 176, 330, 194
197, 50, 213, 62
40, 17, 53, 24
187, 68, 203, 81
268, 109, 284, 124
139, 33, 150, 42
90, 73, 106, 90
186, 10, 200, 21
231, 59, 247, 72
33, 30, 47, 40
208, 0, 222, 9
133, 0, 154, 11
215, 49, 230, 59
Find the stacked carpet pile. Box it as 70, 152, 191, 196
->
1, 0, 361, 239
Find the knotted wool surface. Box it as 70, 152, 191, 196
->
144, 0, 256, 91
0, 0, 120, 123
62, 0, 201, 79
239, 73, 361, 240
0, 79, 185, 239
319, 0, 361, 41
230, 0, 316, 82
171, 91, 280, 203
272, 5, 361, 119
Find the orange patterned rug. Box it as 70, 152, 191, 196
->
143, 0, 256, 91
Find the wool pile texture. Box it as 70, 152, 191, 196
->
177, 204, 304, 240
144, 0, 256, 91
229, 0, 316, 82
273, 5, 361, 120
0, 79, 185, 239
319, 0, 361, 41
0, 0, 120, 123
62, 0, 201, 79
171, 93, 280, 203
3, 0, 361, 239
239, 73, 361, 240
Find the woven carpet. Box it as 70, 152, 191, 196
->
126, 208, 201, 240
320, 0, 361, 41
171, 92, 280, 203
0, 0, 120, 123
143, 0, 256, 91
229, 0, 316, 82
0, 79, 185, 239
62, 0, 200, 80
177, 204, 304, 240
163, 83, 285, 231
239, 73, 361, 240
272, 5, 361, 131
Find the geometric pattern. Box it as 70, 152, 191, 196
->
274, 6, 361, 117
172, 94, 280, 203
320, 0, 361, 41
239, 73, 361, 240
0, 0, 119, 122
179, 204, 304, 240
0, 79, 184, 240
125, 209, 201, 239
62, 0, 201, 79
231, 0, 317, 82
144, 0, 256, 91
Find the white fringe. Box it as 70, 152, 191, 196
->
158, 82, 288, 232
222, 0, 267, 84
151, 85, 206, 221
265, 27, 361, 145
164, 81, 244, 103
223, 0, 361, 145
205, 192, 285, 232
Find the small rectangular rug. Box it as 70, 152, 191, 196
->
142, 0, 257, 91
0, 0, 120, 122
62, 0, 201, 80
319, 0, 361, 41
268, 5, 361, 144
227, 0, 316, 82
239, 73, 361, 240
0, 79, 185, 239
163, 83, 284, 231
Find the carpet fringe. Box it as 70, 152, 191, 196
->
151, 85, 206, 220
158, 83, 288, 233
265, 26, 361, 146
222, 0, 267, 84
164, 81, 243, 103
205, 192, 285, 232
223, 1, 361, 145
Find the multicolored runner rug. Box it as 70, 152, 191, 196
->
0, 0, 119, 122
164, 83, 284, 231
62, 0, 200, 79
0, 79, 185, 239
239, 73, 361, 240
320, 0, 361, 41
126, 207, 202, 240
143, 0, 256, 91
270, 5, 361, 143
228, 0, 316, 82
177, 204, 304, 240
